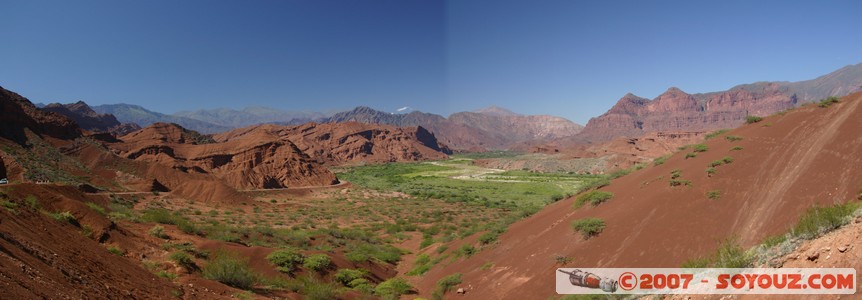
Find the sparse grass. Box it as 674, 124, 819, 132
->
791, 201, 861, 239
731, 146, 744, 151
705, 129, 730, 140
722, 156, 734, 164
334, 268, 369, 287
745, 116, 763, 124
571, 218, 606, 239
670, 169, 682, 179
685, 152, 697, 159
25, 195, 39, 210
107, 245, 124, 256
554, 255, 573, 265
85, 202, 106, 215
693, 144, 709, 152
202, 250, 259, 290
653, 155, 669, 166
681, 238, 752, 268
573, 190, 614, 208
762, 234, 787, 248
725, 135, 743, 142
50, 211, 79, 226
709, 160, 724, 167
706, 190, 721, 200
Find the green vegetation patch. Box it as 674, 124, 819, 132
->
705, 129, 729, 140
817, 96, 840, 108
203, 250, 259, 290
571, 218, 606, 239
573, 190, 614, 208
745, 116, 763, 124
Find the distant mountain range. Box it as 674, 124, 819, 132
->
37, 61, 862, 150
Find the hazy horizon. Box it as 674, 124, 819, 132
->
2, 0, 861, 124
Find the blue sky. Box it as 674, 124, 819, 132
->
2, 1, 861, 124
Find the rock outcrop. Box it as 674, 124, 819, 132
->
0, 86, 82, 144
115, 123, 338, 189
42, 101, 141, 135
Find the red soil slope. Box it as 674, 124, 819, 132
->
418, 92, 862, 299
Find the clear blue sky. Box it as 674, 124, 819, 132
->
2, 0, 861, 124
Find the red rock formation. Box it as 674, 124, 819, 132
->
115, 123, 338, 189
0, 86, 82, 144
216, 122, 450, 165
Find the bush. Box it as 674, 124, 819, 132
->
706, 167, 717, 176
203, 250, 258, 290
149, 225, 168, 239
681, 256, 710, 268
434, 273, 462, 298
334, 268, 368, 286
375, 277, 413, 300
25, 195, 40, 210
725, 135, 743, 142
478, 231, 499, 245
709, 160, 724, 167
456, 244, 476, 257
571, 218, 606, 239
722, 156, 734, 164
745, 116, 763, 124
693, 144, 709, 152
50, 211, 79, 226
818, 96, 840, 108
170, 251, 197, 271
706, 190, 721, 200
731, 146, 744, 151
574, 191, 614, 208
792, 201, 860, 239
685, 152, 697, 159
670, 169, 682, 179
713, 238, 752, 268
653, 155, 669, 166
669, 179, 692, 187
266, 248, 304, 273
303, 254, 331, 272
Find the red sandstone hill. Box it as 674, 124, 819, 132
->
416, 92, 862, 299
214, 122, 451, 165
0, 86, 82, 145
113, 122, 339, 189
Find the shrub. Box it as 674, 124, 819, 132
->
713, 238, 752, 268
478, 231, 499, 245
574, 191, 614, 208
25, 195, 40, 210
669, 179, 692, 187
375, 277, 413, 300
681, 256, 710, 268
203, 250, 258, 290
653, 155, 669, 166
693, 144, 709, 152
149, 225, 168, 239
745, 116, 763, 124
706, 190, 721, 200
334, 268, 368, 286
762, 234, 787, 248
303, 254, 332, 272
49, 211, 80, 226
818, 96, 840, 108
792, 202, 860, 239
434, 273, 462, 298
170, 251, 197, 271
731, 146, 744, 151
725, 135, 743, 142
722, 156, 734, 164
670, 169, 682, 179
108, 245, 124, 256
266, 248, 304, 273
685, 152, 697, 159
709, 160, 724, 167
706, 167, 717, 176
571, 218, 606, 239
456, 244, 476, 257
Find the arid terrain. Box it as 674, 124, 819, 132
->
1, 62, 862, 300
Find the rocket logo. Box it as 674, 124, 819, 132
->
558, 269, 618, 293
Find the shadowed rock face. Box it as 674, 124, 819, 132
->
0, 86, 82, 144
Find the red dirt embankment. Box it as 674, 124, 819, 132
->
417, 92, 862, 299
